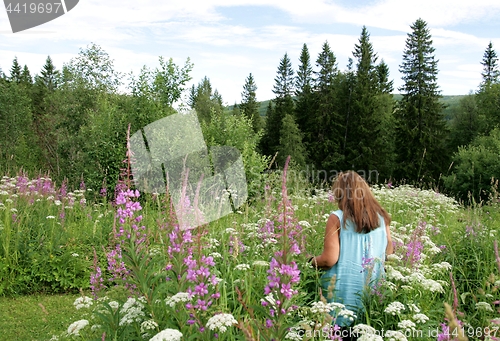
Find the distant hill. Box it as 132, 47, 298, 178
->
227, 94, 465, 119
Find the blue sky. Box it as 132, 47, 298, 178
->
1, 0, 500, 105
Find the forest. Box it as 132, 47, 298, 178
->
1, 18, 500, 202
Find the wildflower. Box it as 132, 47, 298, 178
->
149, 328, 183, 341
384, 302, 405, 315
338, 309, 356, 322
67, 319, 89, 336
352, 323, 376, 335
407, 304, 420, 313
310, 301, 332, 314
413, 313, 429, 324
206, 313, 237, 333
119, 297, 146, 326
385, 330, 408, 341
253, 260, 269, 267
73, 296, 93, 310
234, 263, 250, 271
358, 334, 383, 341
476, 302, 494, 312
165, 292, 190, 307
285, 328, 303, 341
72, 253, 79, 257
46, 215, 56, 219
397, 320, 416, 332
141, 319, 159, 333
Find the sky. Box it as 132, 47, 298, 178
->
1, 0, 500, 106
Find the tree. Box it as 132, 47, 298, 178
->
481, 42, 499, 86
190, 77, 224, 123
309, 41, 343, 171
395, 18, 448, 181
261, 53, 295, 163
38, 56, 60, 91
376, 60, 394, 94
20, 65, 32, 86
9, 57, 22, 83
448, 93, 484, 151
240, 73, 262, 132
294, 43, 314, 153
345, 26, 380, 172
277, 114, 307, 167
153, 56, 193, 107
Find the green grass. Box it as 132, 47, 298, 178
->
0, 293, 84, 341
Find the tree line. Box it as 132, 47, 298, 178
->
1, 18, 499, 201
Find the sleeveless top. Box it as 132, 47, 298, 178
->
320, 209, 387, 326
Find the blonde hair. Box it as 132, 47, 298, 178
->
332, 171, 390, 233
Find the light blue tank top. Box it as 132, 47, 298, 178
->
320, 209, 387, 326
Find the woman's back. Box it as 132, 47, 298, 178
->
321, 209, 388, 326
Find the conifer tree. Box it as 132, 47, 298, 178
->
345, 26, 380, 172
261, 53, 295, 162
295, 44, 314, 135
240, 73, 262, 132
9, 57, 21, 83
20, 65, 32, 85
395, 18, 448, 181
481, 42, 499, 86
309, 41, 343, 170
277, 114, 307, 167
38, 56, 59, 91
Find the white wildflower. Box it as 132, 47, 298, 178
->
261, 293, 277, 308
384, 302, 405, 315
421, 279, 444, 293
46, 215, 56, 219
72, 253, 79, 257
165, 292, 190, 307
225, 228, 237, 234
54, 200, 62, 206
358, 334, 383, 341
108, 301, 119, 310
385, 330, 408, 341
311, 301, 332, 314
413, 313, 429, 324
298, 220, 312, 228
73, 296, 93, 310
119, 297, 146, 326
209, 252, 222, 259
285, 329, 303, 341
149, 328, 183, 341
10, 208, 17, 213
476, 302, 494, 312
141, 319, 159, 333
397, 320, 416, 331
206, 313, 238, 333
338, 309, 356, 321
352, 323, 376, 335
67, 319, 89, 336
386, 254, 402, 262
252, 260, 269, 267
407, 304, 420, 313
234, 263, 250, 271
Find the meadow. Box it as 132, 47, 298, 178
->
1, 166, 500, 341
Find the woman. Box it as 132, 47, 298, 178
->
311, 171, 393, 329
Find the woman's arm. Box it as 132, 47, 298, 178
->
311, 214, 340, 269
385, 217, 394, 256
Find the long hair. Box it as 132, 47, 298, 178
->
332, 171, 390, 233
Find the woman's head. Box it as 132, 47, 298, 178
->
332, 171, 389, 233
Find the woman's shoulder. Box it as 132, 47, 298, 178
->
330, 209, 343, 219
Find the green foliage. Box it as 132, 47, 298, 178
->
444, 128, 500, 201
277, 114, 307, 167
190, 76, 224, 124
240, 73, 262, 133
201, 109, 269, 198
395, 18, 448, 182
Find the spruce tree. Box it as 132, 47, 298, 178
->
261, 53, 295, 163
481, 42, 499, 86
309, 41, 343, 171
345, 26, 380, 172
9, 57, 22, 83
39, 56, 59, 91
240, 73, 262, 132
395, 18, 448, 181
294, 43, 314, 164
278, 114, 307, 167
20, 65, 32, 86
